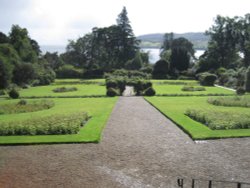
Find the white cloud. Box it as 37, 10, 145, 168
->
1, 0, 250, 45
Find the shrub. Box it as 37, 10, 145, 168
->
18, 99, 27, 105
106, 79, 118, 89
0, 112, 89, 135
236, 87, 246, 95
56, 64, 83, 78
52, 87, 77, 93
144, 87, 156, 96
182, 86, 206, 92
8, 88, 19, 99
106, 87, 119, 97
198, 72, 217, 86
0, 90, 5, 95
245, 67, 250, 92
152, 59, 169, 79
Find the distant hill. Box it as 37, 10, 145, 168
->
137, 32, 209, 50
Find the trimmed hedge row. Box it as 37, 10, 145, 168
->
0, 99, 54, 114
105, 76, 156, 96
185, 108, 250, 130
0, 112, 89, 135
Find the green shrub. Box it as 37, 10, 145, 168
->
0, 99, 54, 114
0, 90, 5, 95
185, 108, 250, 130
236, 87, 246, 95
106, 79, 118, 89
207, 96, 250, 108
56, 64, 83, 78
52, 87, 77, 93
106, 87, 119, 97
8, 88, 19, 99
0, 112, 89, 135
144, 87, 156, 96
198, 72, 217, 86
245, 67, 250, 92
18, 99, 27, 105
181, 86, 206, 91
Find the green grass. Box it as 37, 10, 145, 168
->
19, 84, 106, 98
145, 96, 250, 140
154, 85, 235, 96
0, 97, 117, 145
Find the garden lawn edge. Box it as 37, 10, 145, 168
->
144, 97, 250, 140
0, 97, 118, 145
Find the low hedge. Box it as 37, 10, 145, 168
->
0, 112, 89, 135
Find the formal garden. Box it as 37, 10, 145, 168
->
0, 75, 249, 145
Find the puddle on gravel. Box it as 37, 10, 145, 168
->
195, 140, 209, 144
98, 166, 153, 188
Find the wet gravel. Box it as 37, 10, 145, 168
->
0, 97, 249, 188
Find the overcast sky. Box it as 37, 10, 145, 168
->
0, 0, 250, 45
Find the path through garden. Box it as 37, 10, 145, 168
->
0, 97, 249, 187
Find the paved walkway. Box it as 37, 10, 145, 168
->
0, 97, 249, 187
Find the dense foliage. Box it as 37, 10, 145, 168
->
196, 14, 250, 89
60, 7, 147, 78
0, 25, 55, 90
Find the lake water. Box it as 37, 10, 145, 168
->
41, 45, 205, 64
142, 48, 205, 64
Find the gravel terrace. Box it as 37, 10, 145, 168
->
0, 97, 249, 188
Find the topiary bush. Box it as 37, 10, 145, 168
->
198, 72, 217, 86
106, 87, 119, 97
144, 87, 156, 96
8, 88, 19, 99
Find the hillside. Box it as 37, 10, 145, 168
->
137, 32, 209, 50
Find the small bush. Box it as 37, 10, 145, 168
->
8, 89, 19, 99
182, 86, 206, 92
236, 87, 246, 95
106, 87, 119, 97
18, 99, 27, 105
0, 90, 5, 95
144, 87, 156, 96
52, 87, 77, 93
198, 72, 217, 86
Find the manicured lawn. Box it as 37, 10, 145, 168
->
145, 96, 250, 140
19, 84, 106, 98
153, 84, 235, 96
0, 97, 117, 145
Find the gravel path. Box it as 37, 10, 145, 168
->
0, 97, 250, 188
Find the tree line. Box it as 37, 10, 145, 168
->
1, 7, 249, 92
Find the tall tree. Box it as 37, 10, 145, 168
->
9, 25, 38, 63
160, 32, 174, 52
170, 37, 194, 71
116, 6, 140, 67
